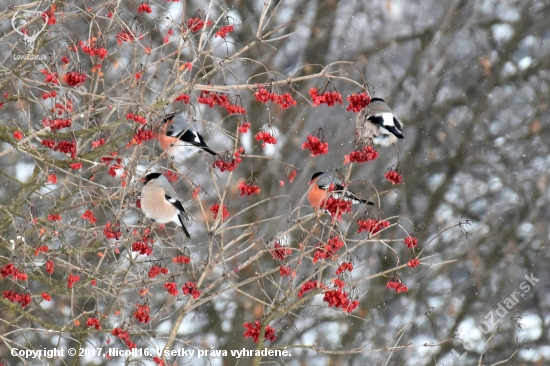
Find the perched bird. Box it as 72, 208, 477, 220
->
140, 172, 191, 238
308, 172, 373, 210
356, 98, 404, 146
158, 112, 216, 161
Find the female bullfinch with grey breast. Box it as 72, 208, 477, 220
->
158, 112, 217, 161
140, 172, 191, 238
356, 98, 404, 147
308, 172, 374, 210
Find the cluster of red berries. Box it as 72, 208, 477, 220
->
41, 292, 51, 301
56, 139, 77, 157
116, 30, 142, 45
64, 71, 87, 87
51, 98, 74, 115
323, 289, 359, 313
42, 117, 73, 131
238, 121, 251, 133
243, 320, 276, 343
182, 281, 201, 299
253, 87, 297, 109
67, 274, 80, 289
270, 242, 292, 261
148, 264, 168, 278
45, 259, 54, 274
173, 255, 191, 264
346, 92, 371, 112
91, 138, 105, 148
175, 94, 190, 103
386, 280, 408, 293
302, 134, 329, 156
47, 213, 62, 222
279, 265, 292, 276
128, 128, 154, 146
162, 170, 178, 182
298, 280, 323, 297
385, 169, 402, 184
133, 303, 151, 323
137, 3, 153, 13
335, 261, 353, 275
215, 25, 234, 38
321, 195, 353, 221
210, 203, 229, 222
213, 147, 244, 172
309, 88, 343, 106
198, 91, 246, 115
42, 9, 56, 25
163, 29, 174, 44
238, 182, 261, 196
313, 236, 345, 263
80, 42, 108, 60
112, 327, 136, 349
357, 218, 390, 235
404, 236, 418, 248
69, 162, 83, 170
41, 69, 59, 84
42, 90, 57, 99
81, 210, 97, 224
1, 263, 28, 281
13, 131, 23, 140
287, 169, 297, 183
86, 317, 101, 330
187, 17, 212, 32
3, 289, 31, 308
34, 245, 49, 256
408, 258, 420, 268
164, 281, 178, 296
126, 112, 147, 124
103, 221, 122, 240
107, 163, 124, 178
132, 234, 154, 256
46, 173, 57, 184
254, 130, 277, 148
344, 145, 379, 164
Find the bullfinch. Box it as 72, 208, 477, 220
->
140, 172, 191, 238
356, 98, 404, 146
308, 172, 373, 210
159, 112, 216, 161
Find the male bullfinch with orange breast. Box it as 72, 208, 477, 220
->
356, 98, 404, 147
308, 172, 374, 210
159, 112, 217, 161
140, 172, 191, 238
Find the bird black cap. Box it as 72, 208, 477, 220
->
143, 172, 162, 184
311, 172, 324, 181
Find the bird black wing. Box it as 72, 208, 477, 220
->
165, 195, 191, 238
176, 130, 217, 155
367, 115, 404, 139
367, 115, 386, 127
165, 195, 186, 213
317, 184, 374, 205
177, 213, 191, 238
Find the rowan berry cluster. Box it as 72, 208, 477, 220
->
344, 145, 378, 164
357, 218, 390, 235
243, 320, 276, 343
309, 88, 343, 106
